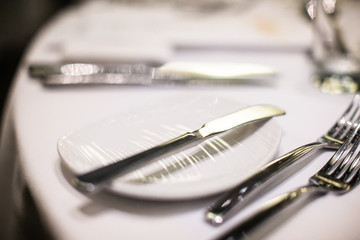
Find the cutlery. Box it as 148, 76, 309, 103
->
207, 94, 360, 225
219, 118, 360, 239
74, 104, 285, 193
28, 62, 276, 85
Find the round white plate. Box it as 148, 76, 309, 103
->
58, 95, 282, 200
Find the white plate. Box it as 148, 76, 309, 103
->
58, 95, 282, 200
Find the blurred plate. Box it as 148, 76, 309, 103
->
58, 95, 282, 200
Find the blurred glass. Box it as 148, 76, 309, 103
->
306, 0, 360, 94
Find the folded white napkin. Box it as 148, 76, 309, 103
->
31, 0, 312, 63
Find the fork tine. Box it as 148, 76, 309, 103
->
345, 95, 360, 122
335, 127, 360, 178
330, 95, 360, 140
340, 110, 360, 139
344, 149, 360, 183
324, 120, 360, 173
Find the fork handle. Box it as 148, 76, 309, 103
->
217, 184, 319, 240
206, 141, 328, 225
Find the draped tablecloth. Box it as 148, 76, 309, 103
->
1, 1, 359, 239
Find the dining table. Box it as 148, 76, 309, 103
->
1, 0, 360, 239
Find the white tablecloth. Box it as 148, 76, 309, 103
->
1, 1, 360, 239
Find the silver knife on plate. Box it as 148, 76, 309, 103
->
74, 104, 285, 193
28, 62, 277, 85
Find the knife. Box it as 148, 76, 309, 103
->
28, 62, 276, 85
74, 105, 285, 193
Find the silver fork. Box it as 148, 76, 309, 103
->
207, 94, 360, 225
218, 119, 360, 239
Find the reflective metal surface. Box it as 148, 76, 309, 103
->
28, 62, 277, 86
207, 94, 360, 225
74, 105, 285, 193
220, 118, 360, 239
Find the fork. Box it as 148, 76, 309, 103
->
218, 119, 360, 239
207, 94, 360, 225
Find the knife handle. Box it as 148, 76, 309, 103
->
217, 184, 318, 240
206, 142, 327, 225
75, 131, 201, 193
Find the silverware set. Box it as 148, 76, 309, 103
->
52, 87, 359, 238
207, 94, 360, 225
69, 93, 360, 238
205, 94, 360, 239
23, 0, 360, 238
28, 61, 360, 237
73, 93, 360, 237
219, 97, 360, 239
75, 105, 285, 192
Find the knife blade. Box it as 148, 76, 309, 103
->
28, 62, 276, 85
74, 104, 285, 193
